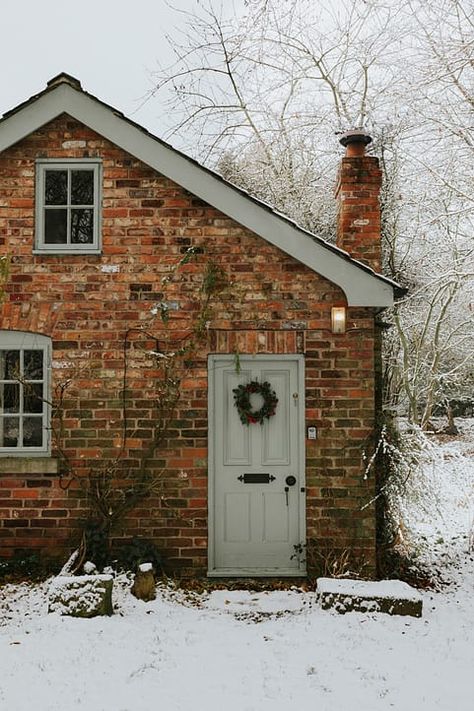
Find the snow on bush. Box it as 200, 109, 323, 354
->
386, 419, 474, 564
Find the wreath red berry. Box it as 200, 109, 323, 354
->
233, 380, 279, 425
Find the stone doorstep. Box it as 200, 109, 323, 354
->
316, 577, 423, 618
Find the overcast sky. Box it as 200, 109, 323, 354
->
0, 0, 244, 142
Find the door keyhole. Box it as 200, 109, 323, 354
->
285, 486, 289, 506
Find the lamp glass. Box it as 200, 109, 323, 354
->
331, 306, 346, 334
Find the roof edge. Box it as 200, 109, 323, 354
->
0, 76, 401, 307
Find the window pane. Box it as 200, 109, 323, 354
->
45, 170, 68, 205
0, 350, 20, 379
1, 417, 19, 447
1, 383, 20, 413
71, 209, 93, 244
24, 383, 43, 413
71, 170, 94, 205
24, 350, 44, 380
45, 209, 68, 244
23, 417, 43, 447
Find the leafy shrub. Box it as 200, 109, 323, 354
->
80, 520, 110, 570
112, 537, 162, 573
0, 551, 60, 583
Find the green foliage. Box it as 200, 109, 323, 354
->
0, 540, 161, 583
158, 301, 170, 325
0, 552, 61, 584
233, 380, 278, 425
233, 349, 241, 374
0, 255, 10, 304
78, 521, 163, 574
113, 537, 162, 573
179, 246, 199, 266
193, 260, 228, 339
80, 519, 111, 570
201, 260, 227, 297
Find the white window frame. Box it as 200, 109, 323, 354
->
35, 159, 102, 254
0, 331, 51, 456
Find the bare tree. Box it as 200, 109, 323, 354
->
149, 0, 474, 424
380, 0, 474, 423
151, 0, 402, 233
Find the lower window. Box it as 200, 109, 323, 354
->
0, 331, 51, 455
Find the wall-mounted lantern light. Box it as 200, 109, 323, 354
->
331, 306, 346, 334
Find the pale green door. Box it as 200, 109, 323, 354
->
208, 355, 305, 576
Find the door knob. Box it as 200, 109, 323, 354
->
285, 475, 296, 486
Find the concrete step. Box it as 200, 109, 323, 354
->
316, 577, 423, 617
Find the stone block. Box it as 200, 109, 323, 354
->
131, 563, 156, 602
0, 458, 59, 474
48, 574, 113, 617
316, 577, 422, 617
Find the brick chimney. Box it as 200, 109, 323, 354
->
335, 130, 382, 273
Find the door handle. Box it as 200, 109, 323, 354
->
285, 475, 296, 486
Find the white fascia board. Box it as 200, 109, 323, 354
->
0, 85, 70, 153
0, 85, 394, 307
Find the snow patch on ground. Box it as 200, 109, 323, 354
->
205, 588, 312, 614
0, 422, 473, 710
1, 561, 473, 710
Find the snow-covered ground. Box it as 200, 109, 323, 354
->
1, 422, 473, 711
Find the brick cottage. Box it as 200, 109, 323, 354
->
0, 74, 398, 577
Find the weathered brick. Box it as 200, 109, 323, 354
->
0, 114, 379, 576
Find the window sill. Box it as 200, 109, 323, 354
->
0, 457, 59, 475
32, 250, 102, 256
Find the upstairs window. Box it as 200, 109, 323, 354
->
35, 159, 101, 253
0, 331, 51, 455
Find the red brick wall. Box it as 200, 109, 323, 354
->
0, 114, 377, 575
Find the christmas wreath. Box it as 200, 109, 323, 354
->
233, 380, 278, 425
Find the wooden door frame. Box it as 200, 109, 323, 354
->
207, 353, 306, 577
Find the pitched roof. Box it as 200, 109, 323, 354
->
0, 72, 399, 307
